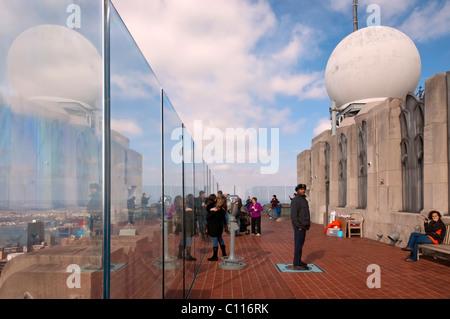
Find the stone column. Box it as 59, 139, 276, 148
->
423, 73, 448, 215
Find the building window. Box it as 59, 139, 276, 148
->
358, 121, 367, 209
325, 142, 330, 209
400, 93, 424, 213
324, 142, 330, 183
338, 133, 347, 207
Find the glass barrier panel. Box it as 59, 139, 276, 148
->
109, 3, 163, 299
182, 128, 196, 292
0, 0, 104, 299
214, 185, 294, 205
192, 159, 208, 291
194, 160, 207, 244
162, 92, 183, 298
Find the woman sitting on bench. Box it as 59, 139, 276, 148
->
402, 210, 446, 262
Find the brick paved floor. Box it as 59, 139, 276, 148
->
187, 215, 450, 299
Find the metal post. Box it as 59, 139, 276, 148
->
181, 123, 186, 298
331, 100, 337, 136
353, 0, 358, 32
160, 88, 165, 297
219, 199, 246, 270
102, 0, 111, 300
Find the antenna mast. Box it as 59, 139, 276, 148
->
353, 0, 358, 32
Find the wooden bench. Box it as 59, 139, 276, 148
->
418, 223, 450, 261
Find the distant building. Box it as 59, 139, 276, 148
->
27, 221, 44, 253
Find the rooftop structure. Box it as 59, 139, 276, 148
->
325, 26, 421, 129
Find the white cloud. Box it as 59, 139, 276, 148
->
271, 24, 317, 65
398, 0, 450, 42
111, 118, 143, 137
111, 71, 160, 99
211, 160, 297, 186
325, 0, 351, 14
111, 0, 325, 134
325, 0, 450, 44
313, 118, 331, 135
110, 0, 329, 185
325, 0, 422, 28
359, 0, 418, 20
326, 0, 417, 18
270, 71, 327, 100
265, 106, 307, 134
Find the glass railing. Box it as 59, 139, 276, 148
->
0, 0, 215, 299
215, 185, 297, 205
0, 0, 104, 299
0, 0, 295, 299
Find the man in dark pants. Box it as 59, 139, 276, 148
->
290, 184, 311, 270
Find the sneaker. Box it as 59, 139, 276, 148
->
401, 247, 412, 251
404, 258, 415, 262
256, 233, 261, 237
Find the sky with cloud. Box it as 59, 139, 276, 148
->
110, 0, 450, 188
1, 1, 448, 192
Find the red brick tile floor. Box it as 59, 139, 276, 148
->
187, 215, 450, 300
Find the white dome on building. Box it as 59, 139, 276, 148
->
7, 24, 102, 107
325, 26, 421, 109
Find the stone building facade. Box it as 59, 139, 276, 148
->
297, 72, 450, 245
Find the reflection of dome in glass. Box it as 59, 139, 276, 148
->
7, 24, 102, 107
325, 26, 421, 108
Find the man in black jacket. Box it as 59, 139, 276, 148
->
290, 184, 311, 270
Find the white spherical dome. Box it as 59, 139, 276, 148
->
7, 24, 102, 107
325, 26, 421, 108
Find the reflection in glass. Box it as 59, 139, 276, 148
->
162, 92, 183, 298
109, 3, 163, 299
0, 0, 103, 298
182, 127, 195, 295
0, 0, 219, 299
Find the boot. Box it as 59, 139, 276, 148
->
220, 244, 227, 257
208, 247, 218, 261
185, 247, 196, 261
177, 245, 183, 259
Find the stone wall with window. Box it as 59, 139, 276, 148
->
297, 72, 450, 245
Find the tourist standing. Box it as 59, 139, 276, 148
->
246, 196, 252, 210
86, 183, 102, 236
290, 184, 311, 270
270, 195, 279, 220
127, 196, 136, 225
276, 203, 282, 220
195, 191, 208, 238
206, 195, 229, 261
249, 197, 263, 236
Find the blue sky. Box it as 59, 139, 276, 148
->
112, 0, 450, 188
2, 0, 448, 190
